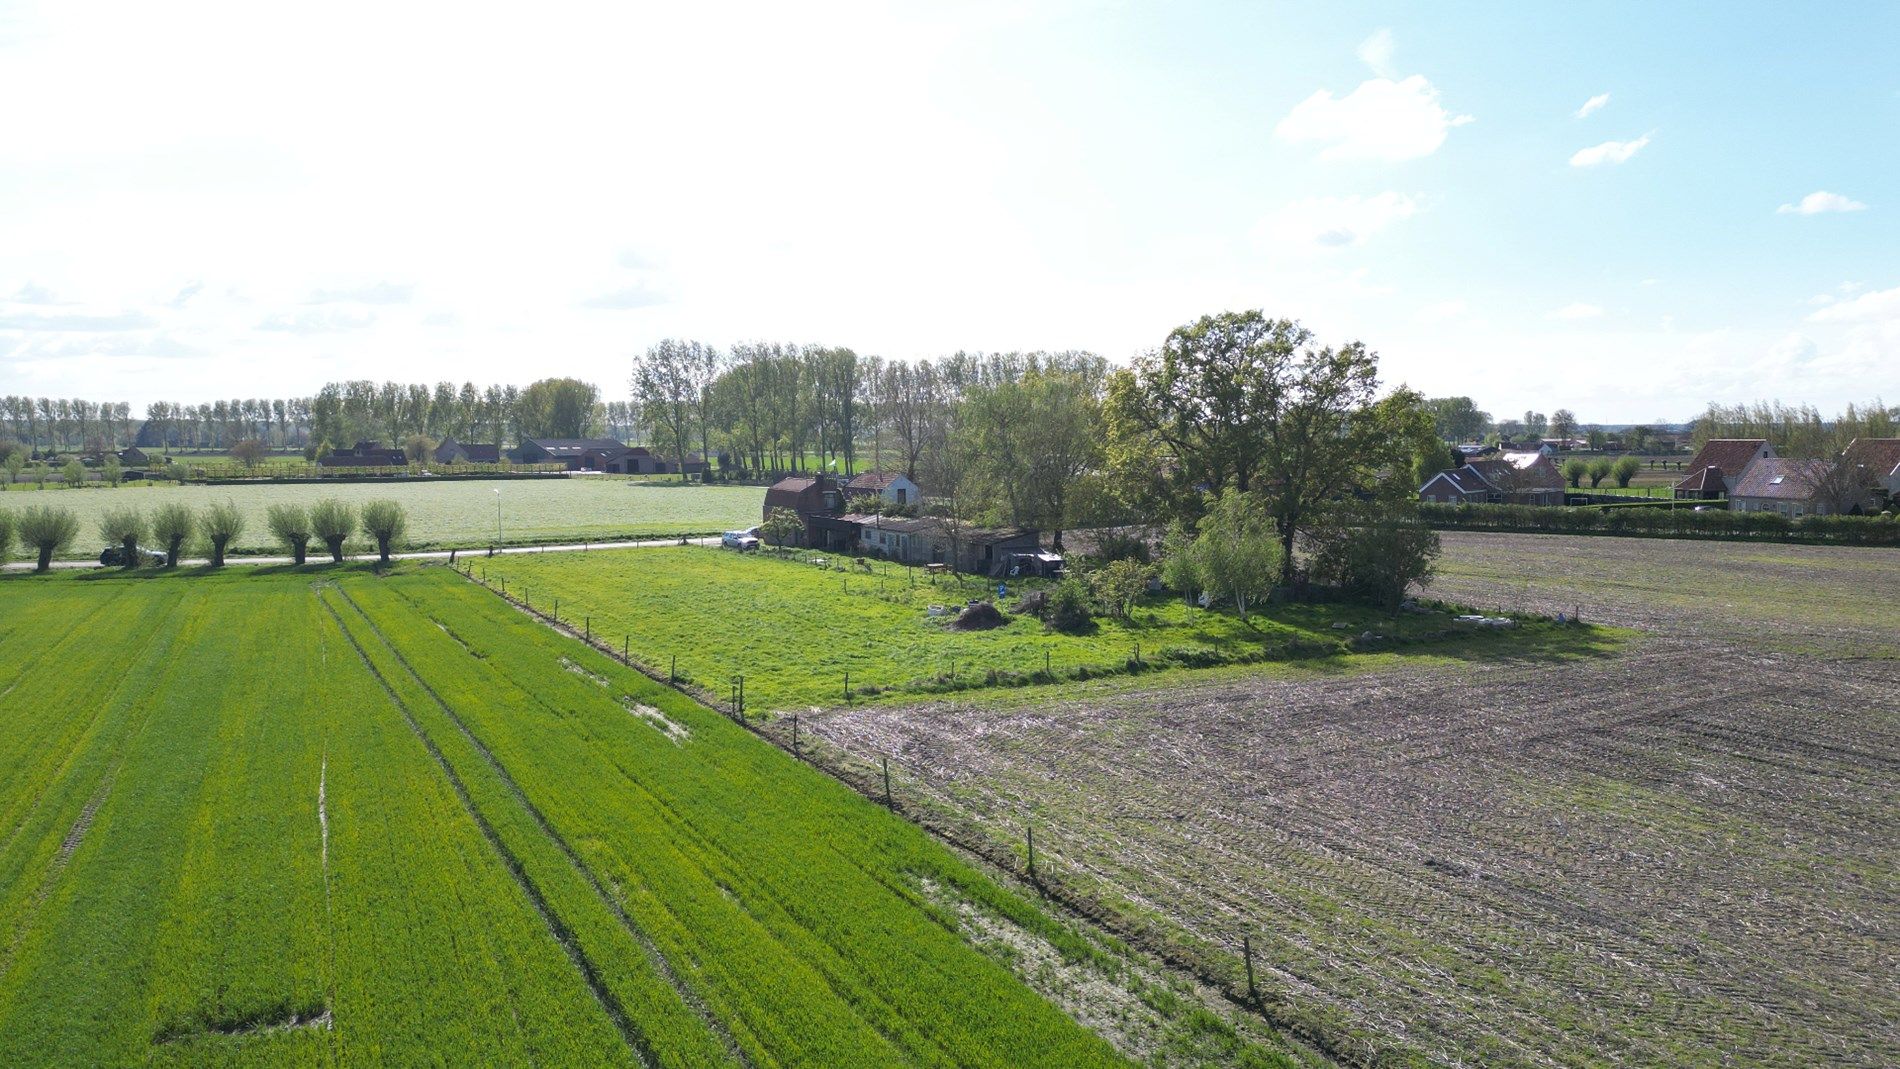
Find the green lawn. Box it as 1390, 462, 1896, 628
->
0, 478, 764, 559
0, 565, 1213, 1067
477, 545, 1577, 712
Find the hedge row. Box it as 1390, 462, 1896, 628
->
1419, 501, 1900, 545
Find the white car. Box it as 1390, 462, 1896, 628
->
721, 530, 760, 551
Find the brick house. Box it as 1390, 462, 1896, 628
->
1728, 457, 1837, 517
1419, 451, 1565, 506
1673, 439, 1774, 500
844, 471, 922, 508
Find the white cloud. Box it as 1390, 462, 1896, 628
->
1777, 191, 1868, 215
256, 306, 376, 333
1568, 135, 1651, 167
1575, 92, 1611, 118
1549, 302, 1604, 320
1275, 76, 1473, 162
1260, 192, 1419, 249
1806, 284, 1900, 324
1356, 29, 1395, 77
579, 284, 669, 310
307, 281, 413, 304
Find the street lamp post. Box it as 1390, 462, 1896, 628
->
492, 488, 503, 545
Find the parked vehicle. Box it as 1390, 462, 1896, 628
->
721, 531, 760, 551
99, 545, 168, 567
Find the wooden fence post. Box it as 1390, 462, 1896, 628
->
585, 616, 590, 642
882, 756, 892, 808
844, 671, 851, 703
669, 653, 676, 683
792, 714, 800, 759
623, 635, 629, 661
1243, 934, 1258, 1003
1027, 824, 1036, 884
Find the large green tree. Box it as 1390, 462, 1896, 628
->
517, 378, 602, 440
954, 365, 1104, 546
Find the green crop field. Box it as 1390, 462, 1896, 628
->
0, 566, 1306, 1068
0, 478, 764, 559
474, 546, 1593, 712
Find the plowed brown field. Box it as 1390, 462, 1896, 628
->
800, 533, 1900, 1067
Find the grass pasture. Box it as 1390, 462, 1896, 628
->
473, 546, 1592, 712
0, 565, 1313, 1068
0, 478, 763, 560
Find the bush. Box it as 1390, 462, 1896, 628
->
267, 504, 314, 565
310, 498, 355, 562
360, 500, 408, 565
1044, 578, 1094, 633
61, 458, 85, 488
0, 507, 13, 562
200, 502, 245, 567
98, 506, 146, 568
150, 503, 196, 567
1087, 557, 1153, 619
18, 504, 80, 571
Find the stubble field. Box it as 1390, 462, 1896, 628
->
800, 533, 1900, 1067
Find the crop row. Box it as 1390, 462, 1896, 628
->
342, 570, 1127, 1067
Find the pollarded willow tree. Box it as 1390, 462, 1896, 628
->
150, 503, 195, 567
98, 506, 145, 569
18, 504, 79, 572
1108, 311, 1434, 584
310, 499, 355, 563
359, 500, 407, 565
267, 504, 313, 565
200, 502, 244, 567
0, 508, 14, 564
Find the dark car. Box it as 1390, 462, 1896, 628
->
100, 545, 168, 567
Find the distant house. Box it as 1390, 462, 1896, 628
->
433, 437, 501, 465
1673, 439, 1774, 500
515, 438, 632, 470
320, 441, 406, 468
1838, 438, 1900, 512
115, 447, 149, 466
1729, 457, 1838, 517
1419, 451, 1565, 506
844, 470, 921, 507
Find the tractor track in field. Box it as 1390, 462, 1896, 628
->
325, 586, 753, 1069
318, 591, 667, 1069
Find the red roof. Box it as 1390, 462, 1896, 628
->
1841, 438, 1900, 480
846, 471, 907, 491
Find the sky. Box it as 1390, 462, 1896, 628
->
1, 0, 1895, 423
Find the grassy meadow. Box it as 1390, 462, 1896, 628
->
474, 545, 1587, 712
0, 478, 763, 559
2, 565, 1306, 1067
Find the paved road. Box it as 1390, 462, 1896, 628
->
3, 535, 721, 572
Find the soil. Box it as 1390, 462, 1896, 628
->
804, 533, 1900, 1067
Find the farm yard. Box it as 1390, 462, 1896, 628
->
0, 565, 1324, 1068
0, 479, 763, 560
797, 533, 1900, 1067
471, 545, 1597, 712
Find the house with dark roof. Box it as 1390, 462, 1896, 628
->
319, 441, 407, 468
433, 437, 502, 465
844, 470, 921, 507
1728, 457, 1837, 517
852, 514, 1042, 574
514, 438, 632, 470
762, 474, 848, 547
1673, 439, 1774, 500
1419, 451, 1565, 506
1839, 438, 1900, 511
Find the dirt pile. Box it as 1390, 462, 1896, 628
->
949, 601, 1007, 631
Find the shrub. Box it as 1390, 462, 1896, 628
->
0, 508, 13, 562
360, 500, 408, 565
1044, 578, 1094, 633
150, 503, 196, 567
98, 506, 146, 568
18, 504, 79, 571
1087, 557, 1153, 620
229, 438, 269, 468
102, 455, 123, 487
200, 501, 245, 567
267, 503, 314, 565
1307, 501, 1442, 611
61, 458, 85, 488
310, 498, 355, 562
